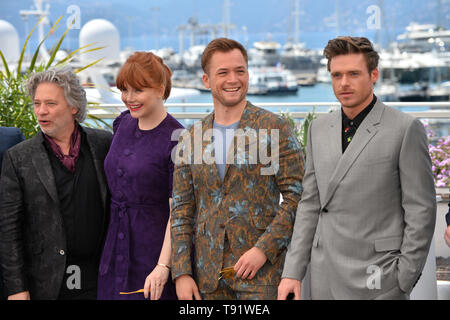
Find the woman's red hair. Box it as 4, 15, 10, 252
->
116, 51, 172, 100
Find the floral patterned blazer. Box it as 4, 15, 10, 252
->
171, 101, 304, 293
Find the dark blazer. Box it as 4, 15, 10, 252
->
0, 126, 112, 299
0, 127, 25, 299
0, 127, 24, 169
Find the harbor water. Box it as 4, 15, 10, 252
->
166, 82, 431, 114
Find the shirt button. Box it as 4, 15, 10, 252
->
118, 233, 125, 240
59, 249, 65, 255
117, 255, 123, 262
117, 168, 123, 177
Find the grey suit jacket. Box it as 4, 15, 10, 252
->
0, 126, 112, 299
282, 100, 436, 299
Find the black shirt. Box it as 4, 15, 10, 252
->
45, 130, 104, 300
341, 95, 377, 153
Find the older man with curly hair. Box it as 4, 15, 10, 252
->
0, 67, 112, 300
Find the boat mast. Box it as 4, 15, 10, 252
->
335, 0, 340, 37
222, 0, 231, 38
294, 0, 300, 45
19, 0, 51, 62
286, 0, 300, 45
178, 0, 235, 54
437, 0, 442, 29
150, 7, 160, 49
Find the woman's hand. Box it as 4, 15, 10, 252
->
143, 264, 170, 300
8, 291, 30, 300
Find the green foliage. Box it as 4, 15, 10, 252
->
0, 73, 39, 139
281, 108, 317, 158
0, 16, 108, 139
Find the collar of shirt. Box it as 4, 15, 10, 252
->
341, 95, 377, 131
43, 123, 82, 173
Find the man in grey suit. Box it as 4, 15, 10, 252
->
278, 37, 436, 300
0, 67, 111, 299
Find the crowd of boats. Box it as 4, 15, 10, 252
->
161, 21, 450, 102
0, 0, 449, 104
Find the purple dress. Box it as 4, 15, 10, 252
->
98, 111, 183, 300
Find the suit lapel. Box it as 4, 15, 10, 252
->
223, 101, 257, 181
84, 127, 108, 210
322, 101, 385, 209
31, 132, 59, 203
326, 110, 343, 167
201, 112, 222, 185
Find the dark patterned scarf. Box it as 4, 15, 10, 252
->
44, 124, 81, 173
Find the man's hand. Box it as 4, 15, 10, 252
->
277, 278, 301, 300
175, 274, 202, 300
8, 291, 30, 300
445, 225, 450, 247
234, 247, 267, 280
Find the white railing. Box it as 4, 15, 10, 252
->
89, 102, 450, 120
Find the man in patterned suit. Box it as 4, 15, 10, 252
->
170, 38, 304, 300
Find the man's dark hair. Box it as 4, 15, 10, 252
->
324, 36, 379, 73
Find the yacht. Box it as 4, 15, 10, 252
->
248, 41, 281, 67
248, 67, 298, 95
280, 42, 321, 85
379, 48, 449, 101
316, 58, 331, 83
374, 81, 398, 102
151, 47, 183, 71
427, 81, 450, 101
397, 23, 450, 54
280, 43, 321, 70
181, 45, 205, 71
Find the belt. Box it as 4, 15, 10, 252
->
99, 198, 159, 290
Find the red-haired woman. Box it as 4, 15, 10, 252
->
97, 52, 183, 300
